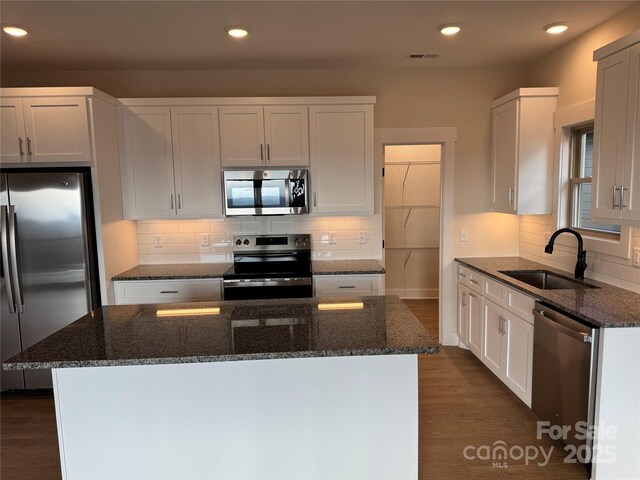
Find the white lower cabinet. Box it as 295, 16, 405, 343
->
482, 298, 534, 407
114, 279, 222, 305
457, 262, 535, 407
313, 274, 383, 297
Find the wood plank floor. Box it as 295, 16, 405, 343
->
1, 300, 588, 479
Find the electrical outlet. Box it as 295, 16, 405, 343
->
358, 230, 366, 244
633, 247, 640, 267
460, 229, 469, 242
201, 233, 210, 247
153, 234, 163, 248
328, 231, 336, 244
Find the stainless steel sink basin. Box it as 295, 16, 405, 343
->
498, 270, 599, 290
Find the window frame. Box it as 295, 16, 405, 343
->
568, 123, 621, 239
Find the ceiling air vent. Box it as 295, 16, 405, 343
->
406, 53, 439, 59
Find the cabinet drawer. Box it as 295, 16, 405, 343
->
467, 270, 484, 294
114, 279, 222, 305
314, 275, 381, 297
483, 277, 506, 306
505, 287, 535, 325
457, 265, 470, 284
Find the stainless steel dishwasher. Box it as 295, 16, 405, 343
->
532, 302, 599, 467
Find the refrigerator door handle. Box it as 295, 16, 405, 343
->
1, 206, 17, 313
7, 206, 24, 313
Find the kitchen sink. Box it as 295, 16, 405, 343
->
499, 270, 599, 290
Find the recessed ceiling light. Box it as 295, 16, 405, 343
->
2, 25, 29, 37
225, 26, 249, 39
543, 22, 569, 35
438, 24, 461, 36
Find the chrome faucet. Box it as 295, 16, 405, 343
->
544, 228, 587, 279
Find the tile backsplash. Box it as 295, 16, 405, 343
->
137, 216, 381, 265
520, 215, 640, 293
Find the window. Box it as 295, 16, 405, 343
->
569, 125, 621, 236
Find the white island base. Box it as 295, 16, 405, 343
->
52, 354, 418, 480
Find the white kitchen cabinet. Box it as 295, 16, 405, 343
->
482, 299, 505, 378
592, 36, 640, 224
502, 310, 534, 405
313, 274, 383, 297
309, 104, 373, 214
119, 105, 222, 219
114, 279, 223, 305
490, 88, 558, 214
219, 106, 309, 167
0, 96, 91, 164
456, 267, 483, 360
457, 283, 469, 346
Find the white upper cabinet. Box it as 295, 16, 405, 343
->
219, 105, 309, 167
1, 96, 91, 164
309, 104, 373, 214
491, 88, 558, 214
593, 34, 640, 225
120, 105, 222, 219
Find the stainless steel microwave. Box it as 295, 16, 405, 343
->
223, 169, 309, 216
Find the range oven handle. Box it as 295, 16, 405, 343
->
223, 277, 312, 288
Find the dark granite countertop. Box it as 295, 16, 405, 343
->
312, 259, 385, 275
113, 263, 231, 280
456, 257, 640, 328
113, 260, 385, 281
3, 295, 438, 370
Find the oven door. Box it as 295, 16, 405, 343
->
223, 277, 313, 300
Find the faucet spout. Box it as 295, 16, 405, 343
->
544, 228, 587, 279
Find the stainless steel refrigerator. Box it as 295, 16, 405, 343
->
1, 169, 100, 390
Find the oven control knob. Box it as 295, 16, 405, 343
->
235, 239, 242, 246
243, 239, 250, 246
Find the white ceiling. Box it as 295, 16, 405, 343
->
0, 1, 636, 71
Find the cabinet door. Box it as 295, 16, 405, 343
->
309, 105, 373, 214
171, 107, 223, 217
22, 96, 91, 163
623, 43, 640, 222
457, 283, 469, 346
592, 48, 630, 220
482, 299, 504, 378
503, 311, 534, 406
219, 106, 265, 167
0, 98, 27, 164
467, 290, 483, 360
491, 100, 518, 213
264, 106, 309, 167
119, 106, 176, 218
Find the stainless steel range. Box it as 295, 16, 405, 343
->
223, 234, 312, 300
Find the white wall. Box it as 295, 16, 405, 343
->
521, 5, 640, 293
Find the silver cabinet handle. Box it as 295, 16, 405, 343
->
177, 193, 182, 210
508, 187, 514, 205
469, 278, 479, 285
502, 317, 507, 335
7, 206, 23, 313
458, 272, 467, 278
620, 186, 627, 209
462, 292, 467, 307
267, 143, 271, 162
498, 315, 504, 334
469, 292, 477, 298
338, 285, 356, 289
18, 137, 24, 157
1, 206, 16, 313
313, 192, 317, 207
26, 137, 33, 156
170, 194, 174, 210
613, 186, 620, 209
160, 290, 179, 294
260, 144, 264, 162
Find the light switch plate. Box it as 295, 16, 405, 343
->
633, 247, 640, 267
153, 234, 163, 248
460, 229, 469, 242
201, 233, 210, 247
328, 231, 336, 244
358, 231, 366, 244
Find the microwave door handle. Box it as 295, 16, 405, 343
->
285, 179, 291, 212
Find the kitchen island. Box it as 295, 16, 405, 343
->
3, 295, 438, 480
